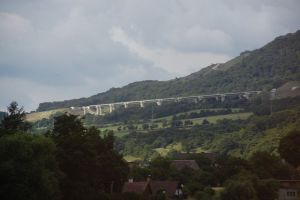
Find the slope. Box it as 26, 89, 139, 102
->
37, 30, 300, 111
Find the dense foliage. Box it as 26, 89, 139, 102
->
0, 103, 129, 200
0, 101, 31, 132
117, 100, 300, 160
0, 134, 61, 200
50, 114, 129, 200
279, 130, 300, 167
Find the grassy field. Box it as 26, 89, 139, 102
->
26, 108, 68, 122
92, 112, 253, 138
155, 108, 243, 121
155, 142, 183, 156
123, 155, 143, 162
188, 112, 252, 125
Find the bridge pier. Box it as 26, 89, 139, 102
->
156, 100, 162, 106
109, 104, 115, 113
221, 95, 225, 102
96, 105, 103, 115
140, 101, 144, 108
194, 98, 198, 104
243, 92, 250, 99
124, 102, 128, 108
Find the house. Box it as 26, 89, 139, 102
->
173, 152, 218, 163
150, 180, 182, 198
171, 160, 200, 171
122, 180, 152, 197
278, 180, 300, 200
122, 179, 183, 199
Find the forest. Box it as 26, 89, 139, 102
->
1, 98, 300, 200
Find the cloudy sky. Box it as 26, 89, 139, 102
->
1, 0, 300, 111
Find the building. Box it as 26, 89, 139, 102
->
173, 152, 218, 163
171, 160, 200, 171
122, 180, 152, 197
122, 179, 183, 199
278, 180, 300, 200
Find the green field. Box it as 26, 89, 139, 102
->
26, 108, 67, 122
94, 111, 253, 138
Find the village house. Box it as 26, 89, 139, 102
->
122, 178, 184, 199
171, 160, 200, 171
278, 180, 300, 200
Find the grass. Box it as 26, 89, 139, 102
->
189, 112, 252, 125
155, 108, 244, 121
90, 112, 253, 138
155, 143, 183, 156
123, 155, 142, 162
26, 108, 67, 122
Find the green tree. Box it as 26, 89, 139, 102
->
221, 173, 257, 200
256, 179, 279, 200
250, 151, 291, 179
279, 130, 300, 167
202, 119, 209, 125
51, 114, 129, 200
0, 101, 31, 133
0, 134, 61, 200
149, 157, 171, 180
142, 123, 149, 130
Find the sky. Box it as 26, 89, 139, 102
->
0, 0, 300, 111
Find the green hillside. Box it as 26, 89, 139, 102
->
37, 30, 300, 111
117, 104, 300, 160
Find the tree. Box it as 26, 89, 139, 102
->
0, 134, 61, 200
0, 101, 31, 133
202, 119, 209, 125
51, 114, 129, 200
279, 130, 300, 167
220, 172, 279, 200
142, 123, 149, 130
250, 151, 291, 179
221, 179, 257, 200
149, 157, 172, 180
220, 172, 258, 200
256, 179, 279, 200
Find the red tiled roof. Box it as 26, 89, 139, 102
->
174, 152, 217, 162
150, 181, 179, 197
171, 160, 200, 171
122, 182, 150, 194
279, 180, 300, 189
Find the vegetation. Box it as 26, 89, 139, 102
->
116, 96, 300, 160
1, 98, 300, 199
0, 101, 31, 133
279, 130, 300, 167
0, 102, 129, 200
0, 102, 61, 200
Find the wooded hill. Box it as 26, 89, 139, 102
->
37, 30, 300, 111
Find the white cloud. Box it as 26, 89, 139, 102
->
111, 27, 230, 75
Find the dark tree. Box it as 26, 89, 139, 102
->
0, 134, 61, 200
1, 101, 31, 132
202, 119, 209, 125
51, 114, 129, 200
279, 130, 300, 167
250, 151, 291, 179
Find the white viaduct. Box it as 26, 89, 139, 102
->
70, 91, 261, 116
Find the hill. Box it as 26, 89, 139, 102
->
37, 30, 300, 111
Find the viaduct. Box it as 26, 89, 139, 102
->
70, 91, 261, 116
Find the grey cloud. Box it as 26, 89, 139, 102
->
0, 0, 299, 111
